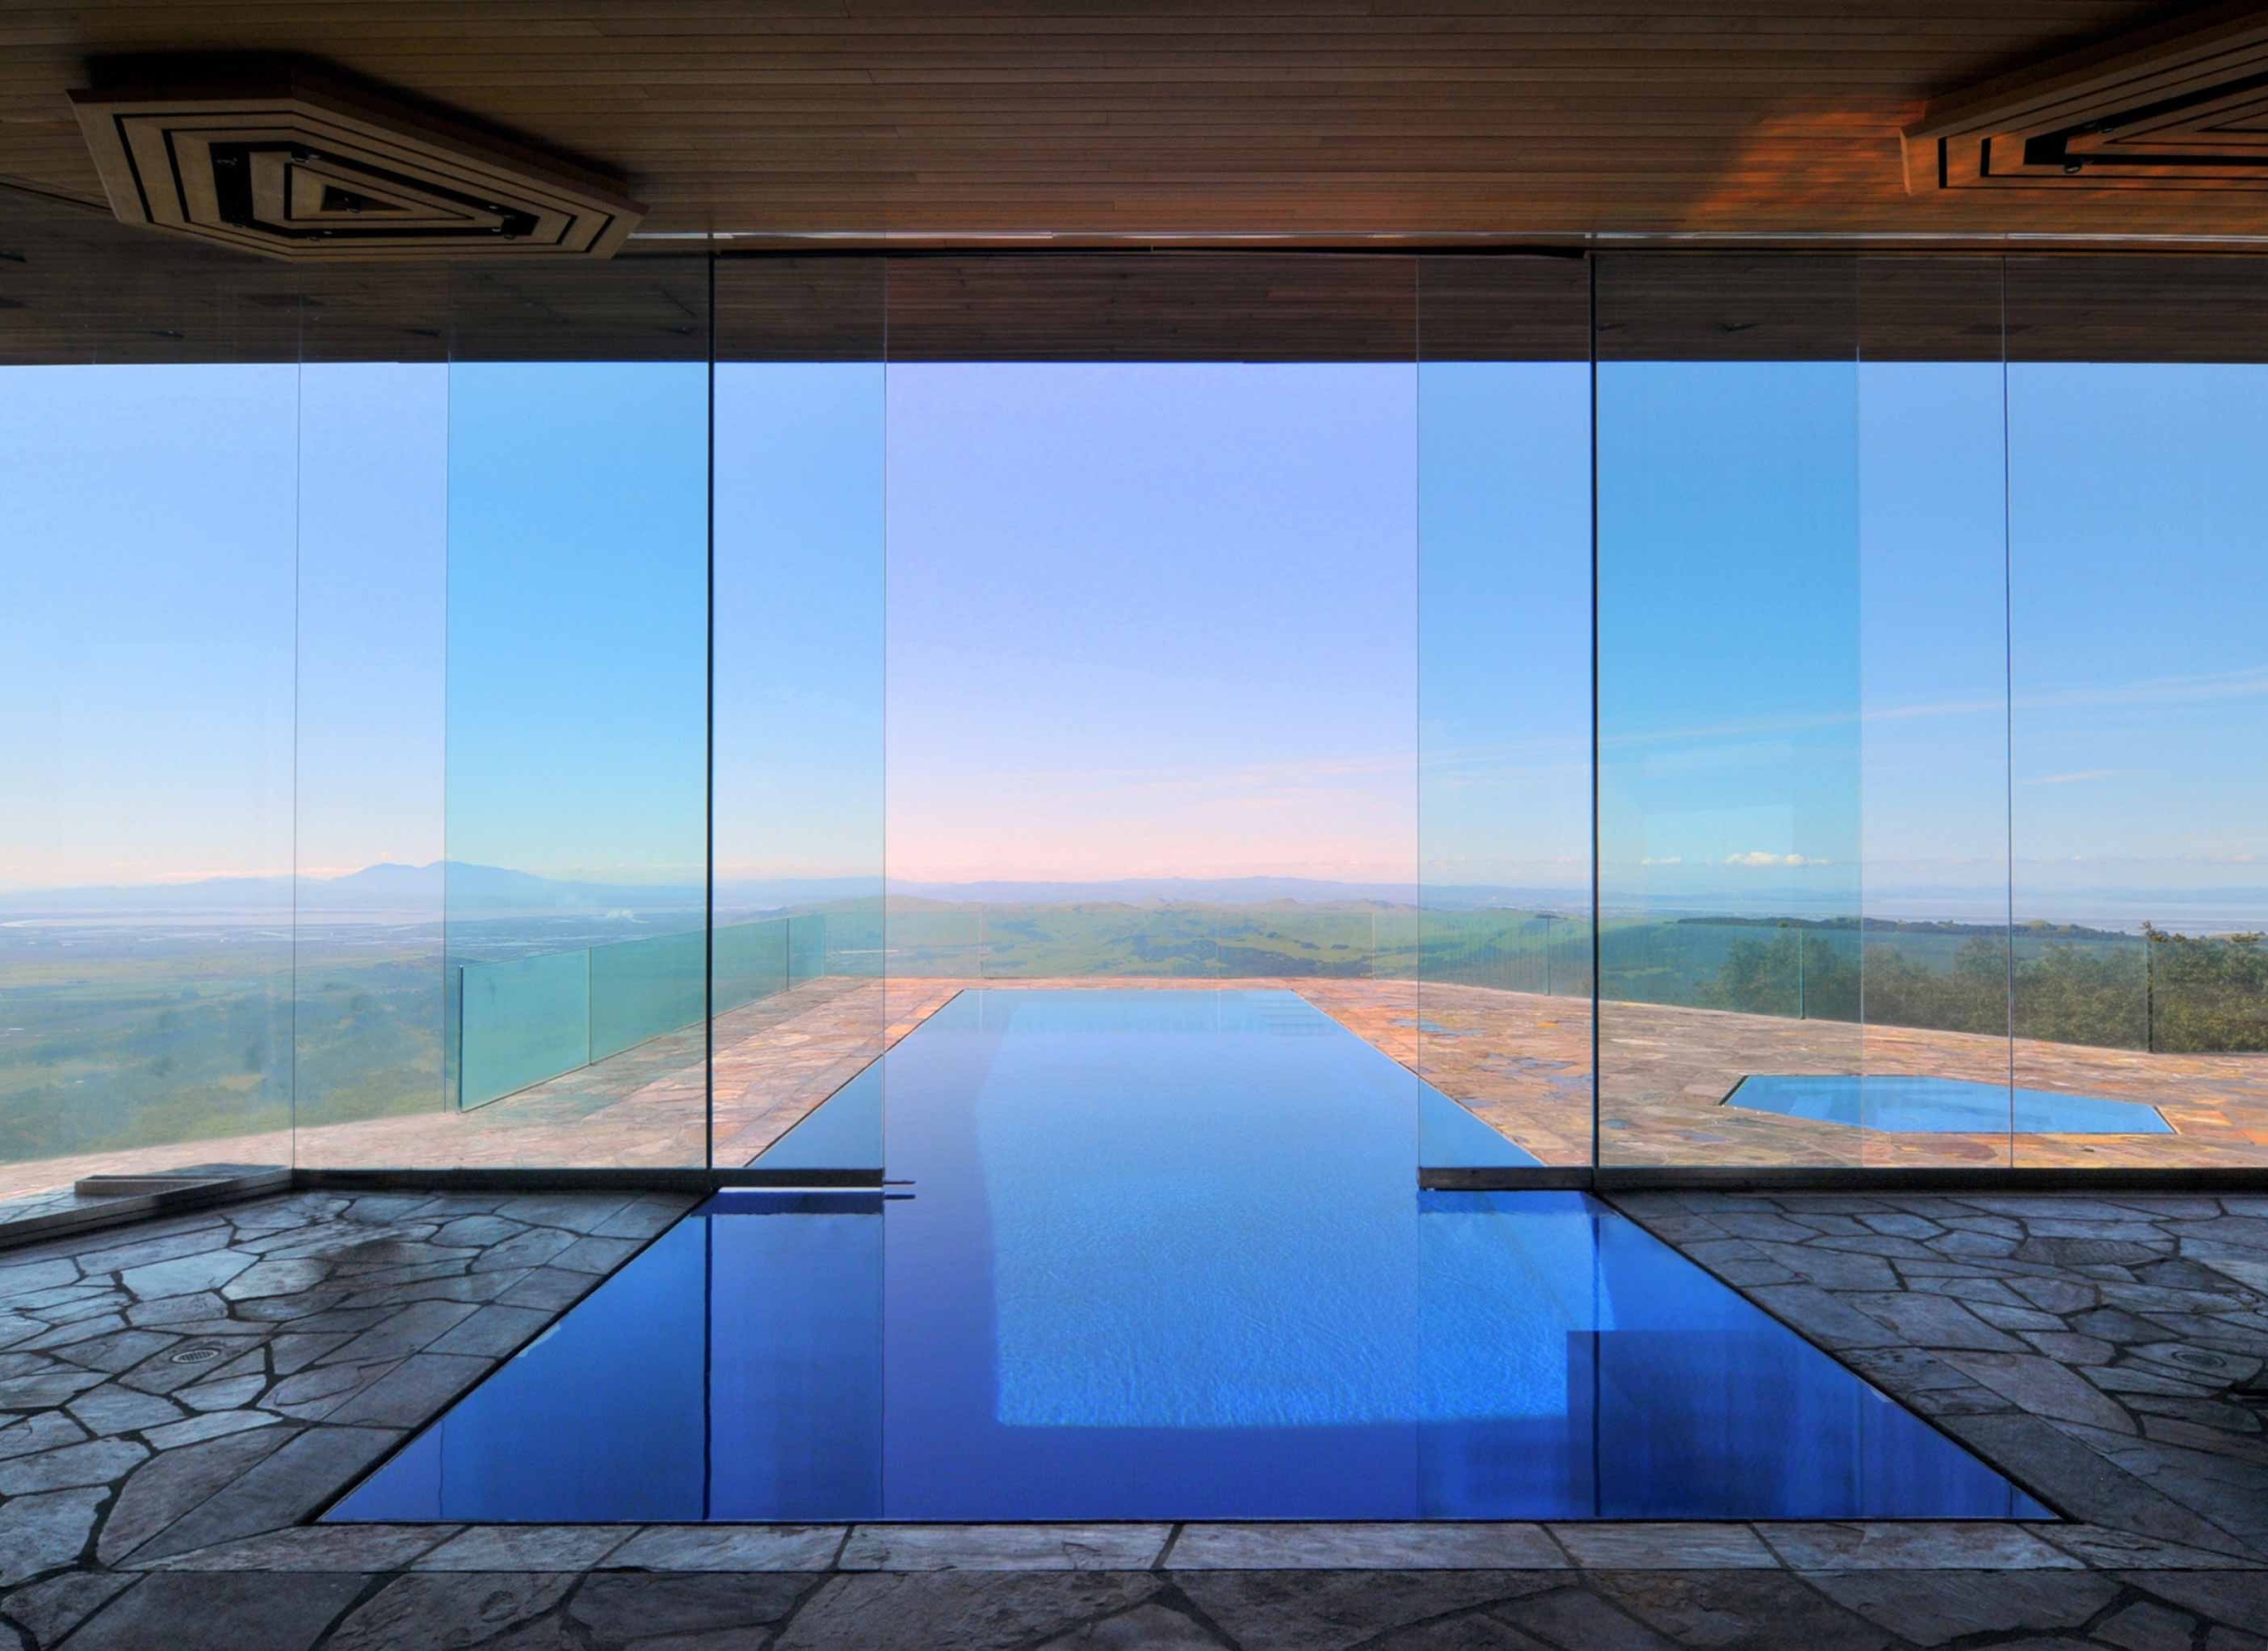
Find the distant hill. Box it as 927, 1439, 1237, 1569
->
2, 861, 702, 916
4, 864, 1579, 918
873, 876, 1575, 910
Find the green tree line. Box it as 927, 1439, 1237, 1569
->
1694, 925, 2267, 1053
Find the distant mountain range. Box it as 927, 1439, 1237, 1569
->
2, 863, 1582, 917
8, 863, 2262, 934
0, 862, 701, 916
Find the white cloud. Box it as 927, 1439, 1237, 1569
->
2023, 769, 2121, 786
1640, 855, 1683, 867
1721, 851, 1830, 868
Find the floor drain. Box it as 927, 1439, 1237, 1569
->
168, 1344, 225, 1366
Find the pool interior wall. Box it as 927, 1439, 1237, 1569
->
329, 990, 2049, 1523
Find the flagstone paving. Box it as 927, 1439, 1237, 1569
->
8, 978, 2261, 1223
2, 1187, 2267, 1646
1607, 1189, 2268, 1564
5, 979, 2264, 1222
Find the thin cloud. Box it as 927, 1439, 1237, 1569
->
2023, 769, 2122, 786
1602, 662, 2268, 750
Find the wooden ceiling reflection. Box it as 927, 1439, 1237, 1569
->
5, 1, 2267, 249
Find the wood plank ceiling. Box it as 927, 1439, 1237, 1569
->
3, 1, 2264, 248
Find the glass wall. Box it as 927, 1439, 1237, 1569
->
875, 258, 1402, 995
713, 259, 887, 1173
2006, 259, 2268, 1168
292, 274, 449, 1158
876, 255, 1441, 1160
1592, 253, 2263, 1172
1, 196, 300, 1198
436, 261, 711, 1167
1855, 260, 2013, 1169
1416, 258, 1593, 1168
6, 219, 2265, 1197
1595, 259, 1867, 1168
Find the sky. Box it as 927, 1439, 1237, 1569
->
883, 362, 1423, 886
1, 353, 2260, 927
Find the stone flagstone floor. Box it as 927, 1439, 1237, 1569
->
2, 1186, 2267, 1646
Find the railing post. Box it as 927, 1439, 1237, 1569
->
2145, 926, 2156, 1055
454, 964, 466, 1110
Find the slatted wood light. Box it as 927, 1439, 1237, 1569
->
1905, 1, 2268, 197
70, 63, 644, 261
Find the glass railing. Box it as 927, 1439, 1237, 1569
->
1418, 910, 1592, 999
1596, 916, 2263, 1054
457, 904, 2260, 1109
457, 913, 828, 1108
1599, 921, 1863, 1021
873, 902, 1594, 994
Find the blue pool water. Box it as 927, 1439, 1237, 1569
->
755, 988, 1537, 1173
1726, 1073, 2172, 1135
329, 989, 2047, 1523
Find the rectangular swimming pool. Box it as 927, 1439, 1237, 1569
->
1725, 1073, 2172, 1135
329, 989, 2047, 1523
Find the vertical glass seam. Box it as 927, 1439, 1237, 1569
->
2000, 256, 2018, 1166
879, 250, 891, 1519
706, 250, 718, 1172
290, 292, 303, 1167
441, 283, 455, 1114
1853, 259, 1866, 1169
1588, 252, 1602, 1173
1413, 256, 1424, 1161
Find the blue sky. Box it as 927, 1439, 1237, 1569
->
3, 365, 300, 893
446, 362, 709, 885
714, 363, 884, 887
884, 362, 1423, 885
2, 354, 2259, 927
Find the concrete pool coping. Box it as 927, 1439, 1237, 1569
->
112, 1514, 2238, 1574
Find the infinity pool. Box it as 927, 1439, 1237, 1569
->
329, 989, 2047, 1522
1726, 1073, 2172, 1134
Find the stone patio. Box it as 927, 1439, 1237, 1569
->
2, 1186, 2266, 1647
4, 977, 2265, 1225
4, 974, 2268, 1233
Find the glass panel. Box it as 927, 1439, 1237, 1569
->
292, 273, 450, 1164
880, 254, 1425, 1171
0, 195, 299, 1202
1854, 259, 2012, 1168
438, 260, 711, 1167
715, 257, 887, 1172
457, 949, 592, 1107
1595, 258, 1863, 1168
2007, 258, 2268, 1168
1416, 257, 1593, 1170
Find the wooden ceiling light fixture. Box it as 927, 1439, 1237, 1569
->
69, 62, 644, 261
1905, 2, 2268, 198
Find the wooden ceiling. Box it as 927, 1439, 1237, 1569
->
5, 2, 2267, 249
